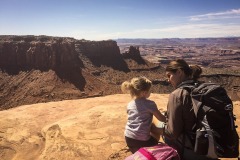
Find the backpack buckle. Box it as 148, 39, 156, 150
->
225, 104, 233, 111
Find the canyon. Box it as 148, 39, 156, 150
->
0, 36, 240, 110
0, 35, 239, 160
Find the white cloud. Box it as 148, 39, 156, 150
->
190, 8, 240, 21
67, 10, 240, 40
81, 23, 240, 40
171, 23, 240, 37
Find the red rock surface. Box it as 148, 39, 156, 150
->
0, 94, 239, 160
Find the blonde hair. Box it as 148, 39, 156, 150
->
121, 77, 152, 97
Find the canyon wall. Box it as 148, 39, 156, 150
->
75, 40, 129, 71
0, 36, 132, 72
0, 36, 133, 109
0, 36, 239, 110
0, 36, 81, 72
122, 46, 146, 65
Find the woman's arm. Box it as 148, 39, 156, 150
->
164, 92, 183, 139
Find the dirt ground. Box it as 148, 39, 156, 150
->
0, 94, 239, 160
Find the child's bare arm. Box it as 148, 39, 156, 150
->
153, 109, 166, 122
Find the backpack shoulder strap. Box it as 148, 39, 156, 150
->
178, 80, 199, 92
138, 148, 157, 160
179, 81, 206, 117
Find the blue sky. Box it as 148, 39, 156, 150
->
1, 0, 240, 40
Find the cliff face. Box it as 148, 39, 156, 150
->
0, 36, 82, 72
121, 46, 161, 71
0, 36, 131, 110
122, 46, 146, 64
75, 40, 129, 71
0, 36, 131, 72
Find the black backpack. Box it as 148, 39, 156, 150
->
181, 82, 239, 159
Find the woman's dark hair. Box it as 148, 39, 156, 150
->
166, 59, 202, 80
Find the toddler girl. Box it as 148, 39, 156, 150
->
121, 77, 166, 153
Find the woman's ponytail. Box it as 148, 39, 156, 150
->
189, 65, 202, 80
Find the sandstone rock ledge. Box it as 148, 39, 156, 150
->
0, 94, 239, 160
